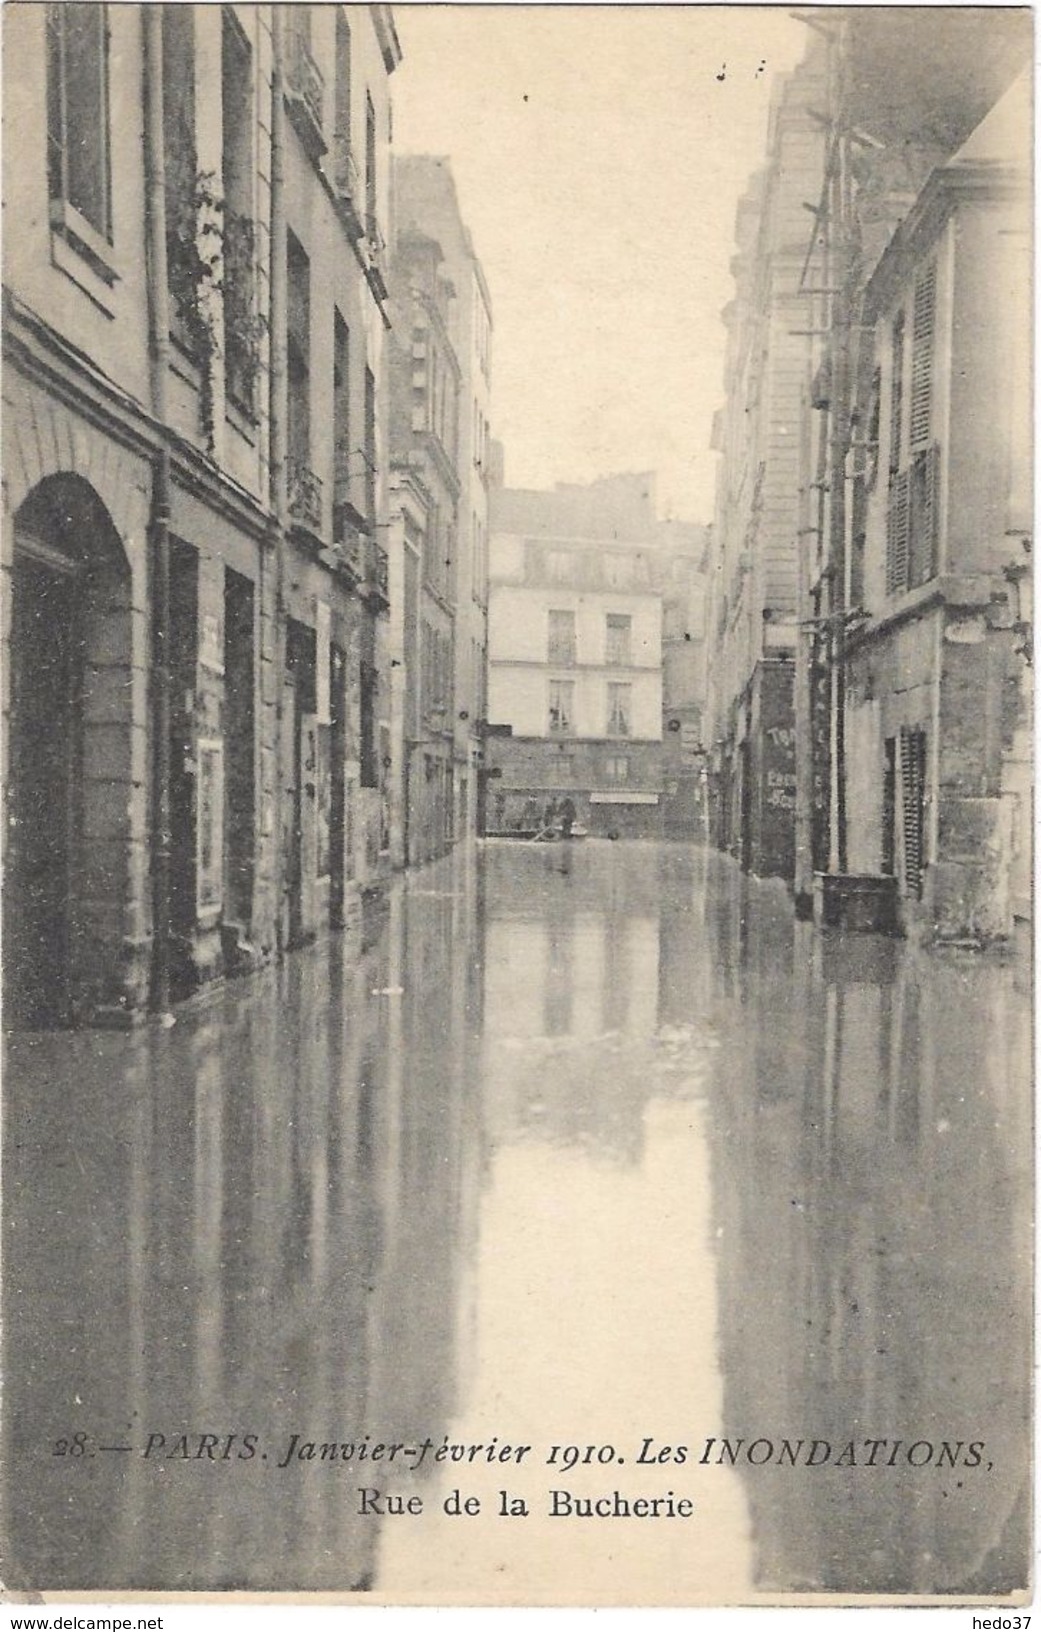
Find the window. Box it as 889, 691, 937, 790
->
365, 91, 377, 238
910, 262, 936, 451
546, 551, 572, 584
333, 312, 351, 537
548, 610, 576, 665
221, 9, 256, 413
900, 726, 927, 899
287, 233, 311, 469
606, 683, 631, 737
889, 310, 905, 474
605, 613, 632, 667
163, 5, 199, 351
548, 681, 574, 736
335, 12, 352, 144
46, 2, 112, 244
908, 445, 940, 588
604, 756, 629, 783
886, 266, 940, 598
360, 662, 378, 788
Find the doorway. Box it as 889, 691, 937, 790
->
5, 475, 133, 1027
5, 549, 82, 1026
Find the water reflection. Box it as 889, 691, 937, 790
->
2, 841, 1030, 1598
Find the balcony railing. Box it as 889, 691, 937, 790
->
331, 135, 364, 239
288, 459, 323, 534
286, 26, 325, 159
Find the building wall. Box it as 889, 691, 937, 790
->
841, 72, 1031, 942
2, 2, 401, 1025
486, 481, 669, 839
704, 43, 827, 881
393, 155, 492, 839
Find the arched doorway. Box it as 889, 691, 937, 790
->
5, 475, 133, 1027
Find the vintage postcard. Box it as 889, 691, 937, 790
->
0, 0, 1033, 1613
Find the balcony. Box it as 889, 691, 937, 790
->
288, 459, 323, 535
285, 26, 326, 161
331, 135, 364, 240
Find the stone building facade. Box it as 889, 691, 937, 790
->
486, 476, 666, 839
386, 226, 462, 866
392, 157, 493, 845
2, 3, 401, 1027
841, 74, 1032, 943
703, 43, 828, 881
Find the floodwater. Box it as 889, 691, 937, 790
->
2, 841, 1031, 1601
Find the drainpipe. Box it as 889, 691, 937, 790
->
143, 7, 173, 1015
268, 11, 288, 952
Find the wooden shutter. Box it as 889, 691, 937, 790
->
886, 470, 910, 595
910, 262, 936, 450
889, 311, 905, 473
900, 726, 926, 898
908, 445, 940, 588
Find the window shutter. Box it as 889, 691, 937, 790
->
889, 311, 905, 473
910, 262, 936, 450
908, 445, 941, 588
886, 470, 910, 595
899, 726, 926, 899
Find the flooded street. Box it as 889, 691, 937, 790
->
3, 840, 1031, 1601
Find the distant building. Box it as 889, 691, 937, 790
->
392, 155, 493, 847
386, 226, 462, 866
703, 43, 828, 881
486, 475, 667, 839
658, 525, 711, 838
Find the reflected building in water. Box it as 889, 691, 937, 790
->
3, 840, 1030, 1598
701, 873, 1031, 1594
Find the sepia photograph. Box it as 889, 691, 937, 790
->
0, 0, 1034, 1610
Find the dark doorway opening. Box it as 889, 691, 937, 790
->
5, 475, 133, 1027
5, 550, 82, 1026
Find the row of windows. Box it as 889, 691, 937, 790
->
547, 610, 633, 667
548, 681, 633, 738
541, 549, 651, 589
46, 4, 383, 439
289, 229, 377, 532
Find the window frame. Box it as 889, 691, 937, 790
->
547, 678, 575, 736
46, 2, 115, 276
606, 681, 632, 738
605, 612, 632, 667
547, 608, 577, 666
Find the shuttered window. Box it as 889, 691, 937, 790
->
888, 310, 905, 473
886, 262, 940, 599
899, 726, 927, 899
908, 445, 940, 588
910, 261, 936, 450
886, 470, 910, 595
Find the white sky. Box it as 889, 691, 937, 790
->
391, 5, 808, 524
